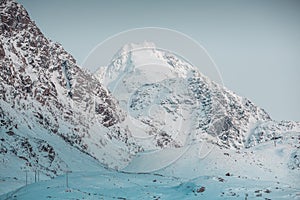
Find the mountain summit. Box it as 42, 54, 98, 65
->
96, 42, 299, 151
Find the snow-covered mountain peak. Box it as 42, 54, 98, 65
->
94, 41, 275, 151
114, 41, 157, 56
1, 1, 300, 197
95, 42, 196, 90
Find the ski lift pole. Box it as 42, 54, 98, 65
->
65, 170, 72, 189
24, 170, 29, 186
34, 169, 37, 183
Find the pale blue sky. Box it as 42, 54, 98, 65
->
18, 0, 300, 121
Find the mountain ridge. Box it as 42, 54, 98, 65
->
95, 42, 299, 151
0, 0, 141, 186
0, 0, 299, 196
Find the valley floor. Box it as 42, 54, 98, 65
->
1, 133, 299, 200
0, 170, 299, 200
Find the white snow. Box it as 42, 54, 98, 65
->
2, 133, 299, 199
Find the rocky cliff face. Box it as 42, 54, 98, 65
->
0, 0, 140, 177
96, 42, 299, 151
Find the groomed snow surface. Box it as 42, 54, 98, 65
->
1, 132, 299, 200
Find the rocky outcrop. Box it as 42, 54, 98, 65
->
0, 0, 140, 175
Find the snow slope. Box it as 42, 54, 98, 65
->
0, 0, 140, 194
2, 146, 299, 200
2, 129, 298, 199
1, 0, 300, 198
95, 41, 299, 153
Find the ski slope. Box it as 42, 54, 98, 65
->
1, 131, 299, 200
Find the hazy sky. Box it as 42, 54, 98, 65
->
18, 0, 300, 121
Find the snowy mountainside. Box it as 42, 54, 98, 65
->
2, 133, 300, 199
95, 41, 300, 199
0, 0, 141, 191
95, 41, 299, 151
1, 0, 300, 198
